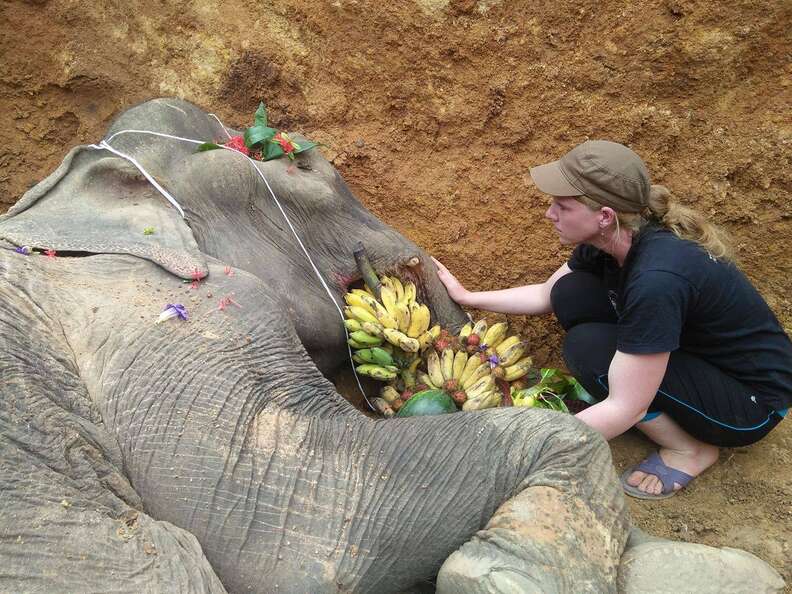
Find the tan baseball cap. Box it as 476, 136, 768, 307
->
529, 140, 651, 213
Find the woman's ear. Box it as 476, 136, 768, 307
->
599, 206, 617, 228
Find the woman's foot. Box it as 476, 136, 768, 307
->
626, 445, 719, 496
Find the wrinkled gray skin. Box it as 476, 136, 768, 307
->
0, 99, 783, 594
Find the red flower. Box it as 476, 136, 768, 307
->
224, 135, 250, 156
272, 132, 298, 156
44, 249, 57, 258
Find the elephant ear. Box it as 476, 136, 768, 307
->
0, 145, 207, 279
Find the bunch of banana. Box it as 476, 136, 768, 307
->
343, 277, 434, 355
461, 373, 502, 411
351, 346, 399, 380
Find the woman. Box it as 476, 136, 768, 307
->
434, 140, 792, 499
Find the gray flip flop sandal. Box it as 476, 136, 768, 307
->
621, 451, 696, 500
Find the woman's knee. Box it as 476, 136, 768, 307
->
551, 271, 617, 330
562, 323, 617, 400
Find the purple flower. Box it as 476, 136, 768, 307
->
156, 303, 188, 324
488, 354, 500, 369
14, 246, 30, 255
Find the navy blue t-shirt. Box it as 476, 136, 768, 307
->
568, 226, 792, 411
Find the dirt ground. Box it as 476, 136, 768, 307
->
2, 0, 790, 585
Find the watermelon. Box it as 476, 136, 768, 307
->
396, 389, 457, 417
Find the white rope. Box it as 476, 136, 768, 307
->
89, 125, 375, 411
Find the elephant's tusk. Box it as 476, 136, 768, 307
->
352, 242, 382, 300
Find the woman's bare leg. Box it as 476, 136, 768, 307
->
626, 413, 719, 495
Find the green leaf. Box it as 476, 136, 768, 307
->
293, 140, 319, 154
244, 125, 277, 148
254, 102, 268, 127
262, 141, 285, 161
565, 378, 597, 405
196, 142, 222, 152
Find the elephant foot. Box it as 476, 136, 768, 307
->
618, 530, 785, 593
436, 486, 626, 594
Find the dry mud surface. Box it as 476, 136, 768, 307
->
1, 0, 790, 585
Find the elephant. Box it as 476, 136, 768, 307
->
0, 98, 784, 594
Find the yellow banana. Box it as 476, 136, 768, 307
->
345, 306, 379, 325
452, 350, 468, 380
463, 389, 501, 411
495, 335, 521, 356
428, 325, 441, 340
344, 293, 377, 316
471, 318, 488, 340
344, 319, 363, 333
458, 322, 472, 340
382, 276, 404, 303
382, 328, 420, 353
402, 281, 417, 306
349, 330, 383, 346
417, 370, 437, 389
380, 385, 401, 404
351, 288, 375, 298
498, 341, 526, 367
459, 355, 484, 385
379, 285, 398, 317
461, 363, 491, 390
440, 348, 455, 381
406, 303, 431, 338
361, 321, 385, 338
482, 322, 508, 349
373, 303, 399, 329
417, 330, 434, 351
371, 397, 395, 417
427, 349, 444, 388
502, 356, 534, 381
394, 301, 411, 333
465, 374, 496, 400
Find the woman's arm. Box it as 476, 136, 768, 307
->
432, 258, 572, 315
575, 350, 670, 440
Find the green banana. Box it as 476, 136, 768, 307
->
344, 319, 363, 333
356, 364, 398, 380
355, 347, 395, 366
349, 330, 383, 346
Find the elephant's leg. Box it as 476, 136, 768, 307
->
436, 410, 629, 594
0, 276, 225, 593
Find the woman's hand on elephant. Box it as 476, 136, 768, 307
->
432, 257, 472, 306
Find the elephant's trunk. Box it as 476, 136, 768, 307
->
436, 413, 630, 593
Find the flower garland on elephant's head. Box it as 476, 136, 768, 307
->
196, 102, 319, 162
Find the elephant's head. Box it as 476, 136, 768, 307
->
0, 97, 467, 374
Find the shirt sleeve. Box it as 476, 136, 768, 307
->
568, 244, 603, 274
617, 271, 694, 354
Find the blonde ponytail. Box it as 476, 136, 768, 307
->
646, 185, 734, 262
